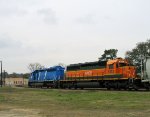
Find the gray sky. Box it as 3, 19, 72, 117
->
0, 0, 150, 73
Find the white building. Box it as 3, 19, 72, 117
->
5, 78, 28, 86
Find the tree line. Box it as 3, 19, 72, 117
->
2, 72, 30, 79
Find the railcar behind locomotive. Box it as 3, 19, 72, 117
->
141, 56, 150, 89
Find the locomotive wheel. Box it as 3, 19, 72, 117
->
74, 85, 77, 90
107, 87, 111, 90
144, 83, 150, 91
128, 88, 132, 91
146, 86, 150, 91
132, 84, 139, 91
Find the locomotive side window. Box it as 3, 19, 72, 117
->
116, 63, 119, 68
109, 64, 114, 69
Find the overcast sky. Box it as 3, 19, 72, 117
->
0, 0, 150, 73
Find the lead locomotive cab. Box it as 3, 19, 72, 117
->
103, 58, 137, 90
105, 58, 136, 79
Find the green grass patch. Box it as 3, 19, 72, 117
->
0, 87, 150, 117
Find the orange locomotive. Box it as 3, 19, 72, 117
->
61, 58, 139, 89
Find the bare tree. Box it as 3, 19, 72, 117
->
28, 63, 44, 72
58, 63, 66, 67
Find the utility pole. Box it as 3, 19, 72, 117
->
0, 61, 2, 87
3, 70, 5, 86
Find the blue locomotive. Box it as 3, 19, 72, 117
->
28, 66, 65, 88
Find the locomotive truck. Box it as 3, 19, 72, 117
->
28, 57, 150, 90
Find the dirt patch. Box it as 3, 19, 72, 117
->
0, 108, 41, 117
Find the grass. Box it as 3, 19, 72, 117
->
0, 87, 150, 117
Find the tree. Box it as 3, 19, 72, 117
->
125, 39, 150, 72
22, 73, 30, 79
8, 72, 24, 78
99, 49, 118, 61
28, 63, 44, 72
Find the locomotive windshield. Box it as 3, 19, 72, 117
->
119, 63, 127, 67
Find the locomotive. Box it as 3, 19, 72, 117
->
28, 57, 150, 90
28, 66, 65, 88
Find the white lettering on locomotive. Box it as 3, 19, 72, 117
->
84, 71, 92, 76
